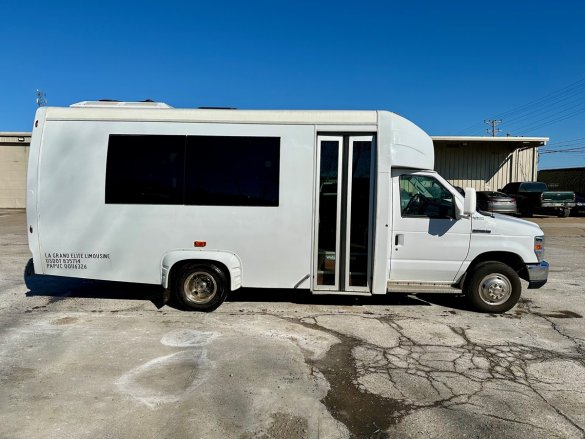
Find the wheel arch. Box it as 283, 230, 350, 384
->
461, 251, 529, 288
161, 250, 242, 291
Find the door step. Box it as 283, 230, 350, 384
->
387, 281, 461, 294
312, 290, 373, 296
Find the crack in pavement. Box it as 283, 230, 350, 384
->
276, 311, 585, 438
11, 300, 585, 437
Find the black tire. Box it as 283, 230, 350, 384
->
172, 263, 228, 312
24, 258, 35, 277
465, 262, 521, 313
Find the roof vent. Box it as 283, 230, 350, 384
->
70, 100, 173, 109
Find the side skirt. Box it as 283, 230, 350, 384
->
387, 281, 462, 294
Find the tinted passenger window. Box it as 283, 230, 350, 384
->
520, 182, 548, 192
185, 136, 280, 206
399, 175, 455, 218
105, 135, 185, 204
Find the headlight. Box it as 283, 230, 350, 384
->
534, 235, 545, 262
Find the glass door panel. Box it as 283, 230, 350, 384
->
346, 138, 373, 289
314, 135, 374, 292
315, 137, 342, 289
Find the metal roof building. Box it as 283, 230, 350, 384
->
432, 136, 548, 191
538, 167, 585, 194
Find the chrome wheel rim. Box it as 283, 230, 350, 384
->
478, 273, 512, 306
183, 272, 217, 304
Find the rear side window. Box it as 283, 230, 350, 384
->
185, 136, 280, 206
105, 135, 185, 204
105, 134, 280, 206
520, 182, 548, 192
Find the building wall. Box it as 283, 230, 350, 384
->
538, 168, 585, 194
0, 134, 30, 208
434, 142, 538, 191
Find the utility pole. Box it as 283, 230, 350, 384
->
484, 119, 501, 137
35, 90, 47, 107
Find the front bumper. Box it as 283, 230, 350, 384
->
526, 261, 549, 289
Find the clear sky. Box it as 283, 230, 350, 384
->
2, 0, 584, 170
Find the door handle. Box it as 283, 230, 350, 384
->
395, 234, 404, 246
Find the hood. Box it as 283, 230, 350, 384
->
472, 212, 543, 236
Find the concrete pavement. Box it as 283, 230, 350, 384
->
1, 210, 584, 438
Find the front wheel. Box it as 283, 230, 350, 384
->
173, 263, 228, 312
465, 262, 521, 313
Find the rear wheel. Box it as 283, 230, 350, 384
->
465, 262, 521, 313
173, 263, 228, 312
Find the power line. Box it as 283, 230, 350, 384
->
462, 78, 585, 134
495, 77, 585, 119
457, 76, 585, 135
500, 90, 585, 128
545, 137, 585, 146
540, 145, 585, 154
512, 106, 585, 134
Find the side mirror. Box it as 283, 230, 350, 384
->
463, 188, 476, 215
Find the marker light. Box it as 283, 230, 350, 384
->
534, 236, 545, 262
194, 241, 206, 247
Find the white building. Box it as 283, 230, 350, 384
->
0, 132, 31, 208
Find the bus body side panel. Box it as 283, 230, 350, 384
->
36, 120, 315, 288
372, 111, 393, 294
26, 107, 47, 273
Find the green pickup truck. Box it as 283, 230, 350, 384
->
501, 182, 576, 217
